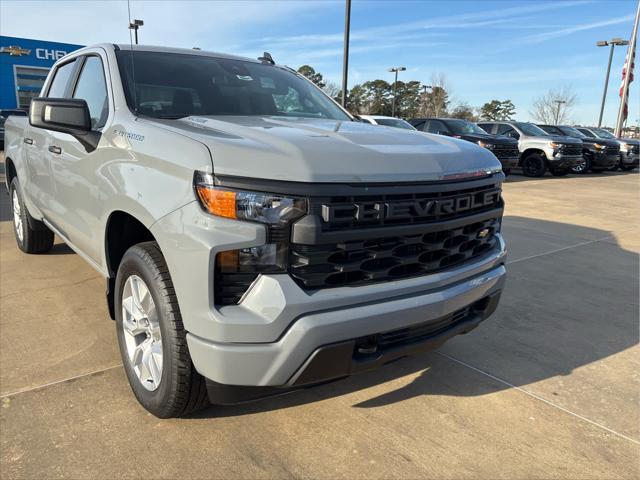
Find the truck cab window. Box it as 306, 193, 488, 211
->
73, 56, 109, 129
47, 60, 77, 98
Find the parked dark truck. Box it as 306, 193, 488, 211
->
411, 118, 519, 174
575, 127, 639, 171
4, 44, 506, 418
538, 124, 619, 174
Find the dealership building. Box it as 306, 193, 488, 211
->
0, 36, 83, 110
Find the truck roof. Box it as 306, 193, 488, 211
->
112, 43, 261, 63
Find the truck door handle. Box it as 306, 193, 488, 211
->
24, 138, 33, 145
48, 145, 62, 155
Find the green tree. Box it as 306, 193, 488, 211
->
480, 99, 516, 121
346, 84, 368, 113
394, 80, 422, 119
362, 80, 392, 115
450, 102, 478, 122
297, 65, 326, 89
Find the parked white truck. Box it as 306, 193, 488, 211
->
4, 44, 506, 417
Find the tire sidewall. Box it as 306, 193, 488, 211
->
115, 247, 176, 415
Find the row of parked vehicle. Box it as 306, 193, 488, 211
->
358, 115, 640, 177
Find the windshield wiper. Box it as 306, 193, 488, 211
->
154, 114, 190, 119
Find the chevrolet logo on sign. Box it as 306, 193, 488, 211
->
0, 45, 31, 56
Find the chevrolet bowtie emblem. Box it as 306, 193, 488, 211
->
477, 228, 491, 239
0, 45, 31, 56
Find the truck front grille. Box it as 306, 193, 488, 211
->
560, 144, 582, 156
491, 144, 519, 159
289, 217, 499, 289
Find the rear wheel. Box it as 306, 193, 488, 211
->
521, 153, 546, 177
9, 177, 54, 253
115, 241, 209, 418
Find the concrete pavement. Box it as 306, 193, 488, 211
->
1, 158, 638, 479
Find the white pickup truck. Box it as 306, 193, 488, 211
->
4, 44, 506, 417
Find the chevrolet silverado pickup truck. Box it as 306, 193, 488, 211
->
575, 127, 639, 171
537, 124, 619, 173
478, 121, 583, 177
4, 44, 506, 418
410, 118, 519, 174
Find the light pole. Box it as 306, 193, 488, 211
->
554, 100, 566, 125
128, 19, 144, 45
341, 0, 351, 108
596, 38, 629, 127
388, 66, 406, 117
421, 84, 432, 116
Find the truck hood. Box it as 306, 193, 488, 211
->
546, 135, 583, 145
147, 116, 502, 183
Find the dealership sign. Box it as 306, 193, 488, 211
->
1, 45, 71, 60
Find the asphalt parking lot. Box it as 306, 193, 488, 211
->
0, 155, 638, 479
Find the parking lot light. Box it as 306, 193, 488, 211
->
596, 38, 629, 127
389, 66, 406, 117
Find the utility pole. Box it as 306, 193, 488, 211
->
388, 66, 406, 117
554, 100, 566, 125
615, 0, 639, 137
596, 38, 629, 127
128, 19, 144, 45
341, 0, 351, 108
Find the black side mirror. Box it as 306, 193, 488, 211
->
29, 98, 101, 152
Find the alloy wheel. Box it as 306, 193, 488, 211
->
12, 190, 23, 243
121, 274, 163, 391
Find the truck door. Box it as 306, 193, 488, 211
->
46, 53, 111, 262
23, 58, 79, 219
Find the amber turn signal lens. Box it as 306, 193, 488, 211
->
196, 186, 237, 219
216, 250, 239, 272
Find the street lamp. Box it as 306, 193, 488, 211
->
341, 0, 351, 108
554, 100, 566, 125
389, 66, 406, 117
596, 38, 629, 127
421, 84, 432, 116
128, 19, 144, 45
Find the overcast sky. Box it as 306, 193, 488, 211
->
1, 0, 637, 126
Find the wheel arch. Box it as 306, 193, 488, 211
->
104, 210, 157, 319
4, 156, 17, 190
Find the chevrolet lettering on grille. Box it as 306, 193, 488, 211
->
322, 188, 501, 224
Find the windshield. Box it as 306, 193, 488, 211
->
558, 126, 586, 138
115, 50, 351, 120
514, 122, 549, 136
374, 118, 416, 130
593, 128, 617, 139
447, 119, 487, 135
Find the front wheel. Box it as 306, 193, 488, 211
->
115, 242, 209, 418
9, 177, 54, 253
570, 156, 591, 174
521, 154, 546, 177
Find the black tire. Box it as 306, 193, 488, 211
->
115, 241, 209, 418
550, 168, 569, 177
570, 156, 591, 174
9, 177, 54, 253
521, 153, 546, 177
503, 168, 511, 176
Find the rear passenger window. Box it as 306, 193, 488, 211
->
478, 123, 493, 134
47, 60, 77, 98
427, 120, 447, 134
73, 56, 109, 129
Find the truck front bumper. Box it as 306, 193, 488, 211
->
590, 151, 619, 169
186, 250, 506, 400
620, 151, 639, 167
548, 154, 582, 169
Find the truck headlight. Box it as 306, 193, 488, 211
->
477, 140, 495, 149
593, 143, 606, 150
194, 171, 307, 225
620, 143, 633, 152
549, 142, 559, 149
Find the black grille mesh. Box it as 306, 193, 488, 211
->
560, 144, 582, 156
491, 144, 519, 159
289, 218, 499, 289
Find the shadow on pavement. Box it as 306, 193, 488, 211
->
189, 215, 638, 418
